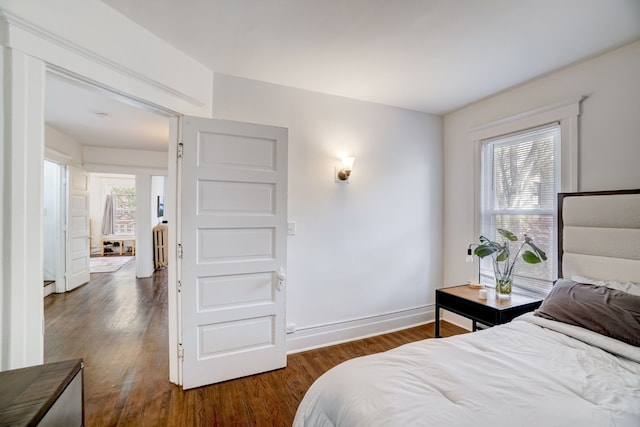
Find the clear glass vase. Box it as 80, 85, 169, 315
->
492, 259, 513, 297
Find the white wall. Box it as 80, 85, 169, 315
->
83, 146, 168, 172
135, 174, 154, 277
45, 125, 83, 165
443, 41, 640, 291
212, 74, 443, 350
151, 175, 167, 225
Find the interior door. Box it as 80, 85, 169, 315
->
66, 166, 91, 291
179, 116, 288, 389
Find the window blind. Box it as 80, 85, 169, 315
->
479, 123, 560, 295
111, 186, 136, 235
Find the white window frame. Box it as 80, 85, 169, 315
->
110, 185, 136, 235
480, 124, 560, 292
470, 97, 583, 295
98, 174, 136, 236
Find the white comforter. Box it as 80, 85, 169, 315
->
293, 314, 640, 427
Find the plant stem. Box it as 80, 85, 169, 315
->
508, 241, 532, 277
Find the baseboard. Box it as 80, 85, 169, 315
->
442, 312, 473, 331
286, 305, 435, 354
44, 282, 55, 297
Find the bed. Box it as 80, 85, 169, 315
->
293, 189, 640, 427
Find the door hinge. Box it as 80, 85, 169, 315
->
177, 243, 183, 259
178, 343, 184, 360
177, 142, 184, 159
177, 280, 182, 293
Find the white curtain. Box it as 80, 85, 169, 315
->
101, 195, 114, 235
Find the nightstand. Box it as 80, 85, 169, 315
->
0, 359, 84, 426
435, 285, 543, 338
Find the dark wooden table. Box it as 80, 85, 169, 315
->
435, 284, 543, 338
0, 358, 83, 426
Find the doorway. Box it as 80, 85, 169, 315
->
0, 9, 207, 372
88, 173, 137, 277
44, 70, 172, 276
43, 70, 173, 379
43, 160, 65, 296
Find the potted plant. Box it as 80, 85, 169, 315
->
473, 228, 547, 296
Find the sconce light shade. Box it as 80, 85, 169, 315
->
342, 156, 355, 170
336, 156, 355, 182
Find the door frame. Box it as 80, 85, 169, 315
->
45, 70, 183, 383
42, 158, 67, 295
0, 8, 206, 374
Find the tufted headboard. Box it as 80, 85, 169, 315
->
558, 189, 640, 283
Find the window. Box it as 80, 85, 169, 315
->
479, 124, 560, 294
111, 186, 136, 235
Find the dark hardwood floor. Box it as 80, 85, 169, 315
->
44, 262, 467, 426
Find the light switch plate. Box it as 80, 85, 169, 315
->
287, 222, 296, 235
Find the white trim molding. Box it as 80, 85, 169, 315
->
44, 146, 83, 169
0, 47, 46, 370
0, 6, 213, 117
82, 146, 169, 175
286, 305, 435, 354
468, 96, 584, 295
470, 96, 585, 237
468, 96, 585, 135
0, 10, 204, 109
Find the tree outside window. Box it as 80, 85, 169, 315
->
111, 186, 136, 235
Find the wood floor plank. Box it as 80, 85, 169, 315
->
44, 262, 467, 426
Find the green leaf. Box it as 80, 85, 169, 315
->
522, 250, 542, 264
496, 250, 509, 262
498, 228, 518, 241
479, 236, 490, 244
526, 240, 548, 261
474, 246, 498, 258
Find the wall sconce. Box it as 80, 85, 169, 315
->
336, 156, 355, 182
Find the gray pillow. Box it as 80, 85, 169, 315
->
534, 279, 640, 347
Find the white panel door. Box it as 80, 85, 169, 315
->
179, 116, 288, 389
66, 166, 90, 291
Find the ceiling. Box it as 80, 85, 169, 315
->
45, 73, 170, 152
103, 0, 640, 114
46, 0, 640, 152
